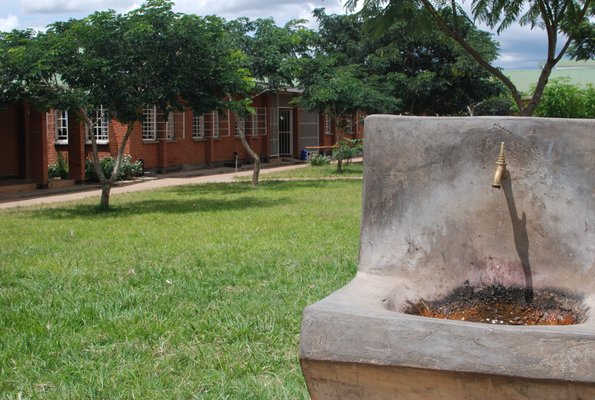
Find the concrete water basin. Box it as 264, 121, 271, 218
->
300, 116, 595, 400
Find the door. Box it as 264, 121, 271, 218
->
278, 107, 292, 156
269, 108, 279, 157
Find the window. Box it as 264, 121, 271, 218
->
344, 114, 354, 135
323, 113, 332, 135
199, 111, 220, 138
142, 106, 157, 141
234, 113, 245, 137
192, 113, 204, 139
86, 106, 109, 143
192, 111, 229, 138
165, 111, 175, 140
211, 112, 220, 138
252, 108, 267, 136
55, 110, 69, 144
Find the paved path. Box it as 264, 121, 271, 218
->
0, 163, 313, 210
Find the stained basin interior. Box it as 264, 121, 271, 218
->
402, 284, 588, 326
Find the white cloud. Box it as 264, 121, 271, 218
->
20, 0, 136, 14
174, 0, 344, 24
19, 0, 345, 25
0, 14, 19, 31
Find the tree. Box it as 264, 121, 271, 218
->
293, 8, 501, 172
295, 60, 400, 172
309, 8, 503, 116
346, 0, 594, 116
1, 0, 253, 209
227, 17, 314, 186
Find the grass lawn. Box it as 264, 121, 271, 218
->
0, 179, 362, 399
255, 161, 363, 180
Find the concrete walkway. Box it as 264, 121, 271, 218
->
0, 162, 312, 210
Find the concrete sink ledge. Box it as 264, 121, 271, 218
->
300, 116, 595, 400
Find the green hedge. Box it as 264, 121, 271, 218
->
85, 154, 143, 182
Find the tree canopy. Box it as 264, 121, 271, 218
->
346, 0, 594, 115
296, 8, 503, 117
227, 17, 314, 90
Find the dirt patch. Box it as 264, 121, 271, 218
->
403, 284, 587, 325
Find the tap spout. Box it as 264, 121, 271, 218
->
492, 142, 507, 188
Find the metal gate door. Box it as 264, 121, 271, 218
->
269, 108, 279, 157
278, 108, 292, 156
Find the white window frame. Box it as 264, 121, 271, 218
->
193, 113, 205, 139
166, 111, 175, 141
234, 113, 245, 137
207, 111, 220, 138
86, 106, 109, 144
194, 111, 223, 138
253, 107, 267, 137
142, 105, 157, 141
55, 110, 69, 144
212, 112, 221, 138
323, 113, 332, 136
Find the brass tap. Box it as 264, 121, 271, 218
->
492, 142, 507, 188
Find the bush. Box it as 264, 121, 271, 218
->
85, 154, 143, 182
534, 79, 594, 118
333, 138, 363, 161
308, 154, 331, 166
48, 153, 69, 179
474, 96, 516, 116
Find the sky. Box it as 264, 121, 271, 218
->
0, 0, 553, 69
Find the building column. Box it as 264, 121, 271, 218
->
206, 137, 214, 167
158, 139, 168, 171
293, 107, 300, 158
25, 105, 49, 187
68, 117, 85, 184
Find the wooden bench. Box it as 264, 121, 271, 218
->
304, 145, 337, 158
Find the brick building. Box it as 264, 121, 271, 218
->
0, 89, 364, 188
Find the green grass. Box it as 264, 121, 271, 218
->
0, 180, 361, 399
258, 162, 363, 180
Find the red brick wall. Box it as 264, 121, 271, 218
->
45, 113, 134, 180
318, 110, 366, 147
0, 104, 20, 177
83, 120, 131, 161
128, 121, 158, 168
4, 97, 364, 186
128, 107, 270, 171
28, 107, 48, 185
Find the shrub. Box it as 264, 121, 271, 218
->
85, 154, 143, 182
48, 153, 69, 179
333, 138, 363, 161
474, 96, 516, 116
534, 79, 594, 118
308, 154, 331, 166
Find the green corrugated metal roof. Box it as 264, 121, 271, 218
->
504, 60, 595, 94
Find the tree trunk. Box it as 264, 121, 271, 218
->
238, 127, 260, 187
101, 123, 135, 208
78, 109, 135, 210
416, 0, 590, 117
78, 109, 111, 210
100, 183, 110, 210
335, 129, 344, 173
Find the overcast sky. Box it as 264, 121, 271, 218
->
0, 0, 552, 69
